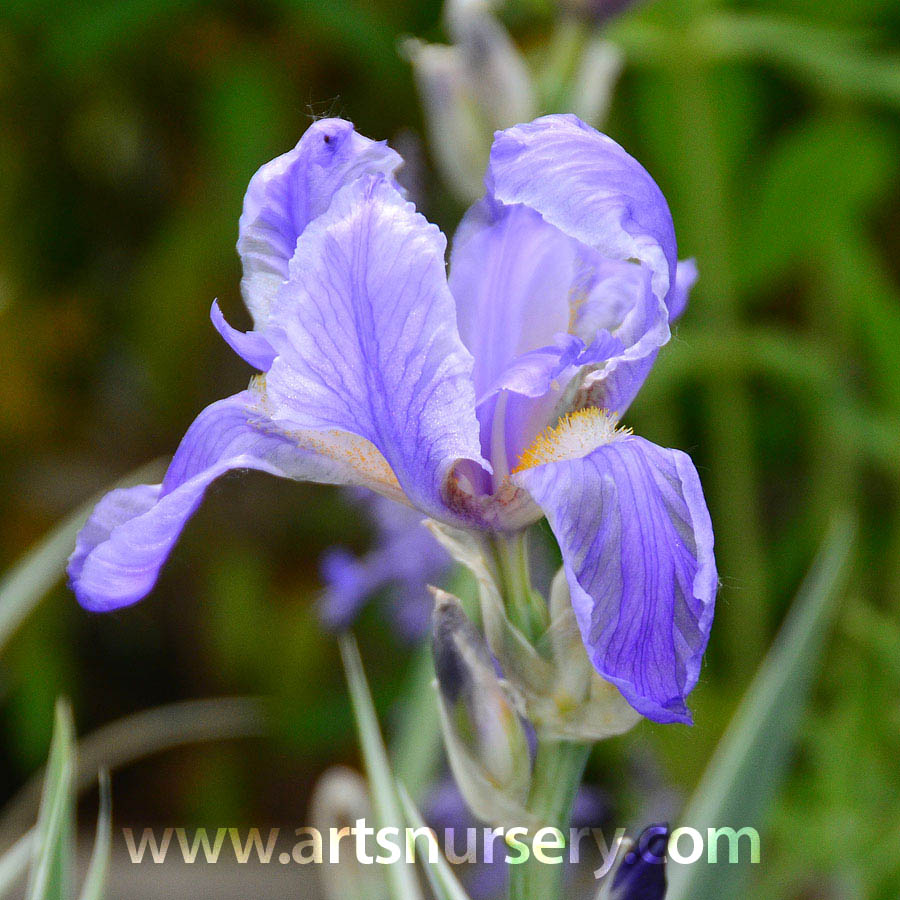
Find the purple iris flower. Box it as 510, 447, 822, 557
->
318, 490, 451, 639
67, 114, 715, 724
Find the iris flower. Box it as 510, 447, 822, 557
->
68, 114, 716, 724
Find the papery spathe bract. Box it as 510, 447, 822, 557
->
432, 590, 533, 828
68, 114, 715, 725
428, 523, 640, 742
534, 569, 642, 742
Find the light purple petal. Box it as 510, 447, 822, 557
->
237, 118, 403, 327
478, 333, 623, 473
460, 116, 678, 436
68, 388, 411, 612
449, 201, 579, 399
68, 391, 304, 611
210, 301, 276, 371
669, 257, 699, 322
485, 333, 623, 402
515, 435, 717, 723
263, 174, 487, 522
569, 259, 667, 414
486, 114, 677, 312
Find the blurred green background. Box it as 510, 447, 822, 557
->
1, 0, 899, 897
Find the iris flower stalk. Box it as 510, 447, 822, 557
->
68, 114, 715, 897
404, 0, 626, 202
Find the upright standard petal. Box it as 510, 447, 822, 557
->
68, 388, 408, 612
449, 201, 578, 400
514, 429, 717, 723
237, 118, 403, 326
567, 258, 667, 414
461, 116, 679, 441
486, 115, 677, 311
263, 175, 488, 522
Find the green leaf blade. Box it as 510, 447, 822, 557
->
76, 770, 111, 900
398, 784, 472, 900
339, 633, 424, 900
25, 700, 76, 900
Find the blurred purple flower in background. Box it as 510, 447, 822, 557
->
318, 491, 450, 639
68, 114, 714, 725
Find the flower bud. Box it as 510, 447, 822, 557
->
402, 0, 534, 202
443, 0, 533, 128
401, 39, 490, 201
432, 589, 533, 827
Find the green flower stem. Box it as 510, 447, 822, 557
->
508, 740, 592, 900
488, 532, 549, 643
486, 532, 590, 899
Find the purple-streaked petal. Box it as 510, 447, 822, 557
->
485, 333, 623, 403
68, 389, 410, 612
449, 201, 579, 400
237, 118, 403, 327
474, 260, 661, 471
515, 435, 717, 724
210, 301, 276, 371
463, 117, 678, 432
264, 174, 487, 522
669, 258, 698, 322
486, 114, 677, 312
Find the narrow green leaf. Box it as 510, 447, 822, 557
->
0, 830, 35, 898
0, 460, 166, 655
338, 634, 424, 900
666, 513, 856, 900
398, 784, 473, 900
0, 697, 265, 846
76, 771, 111, 900
25, 700, 76, 900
